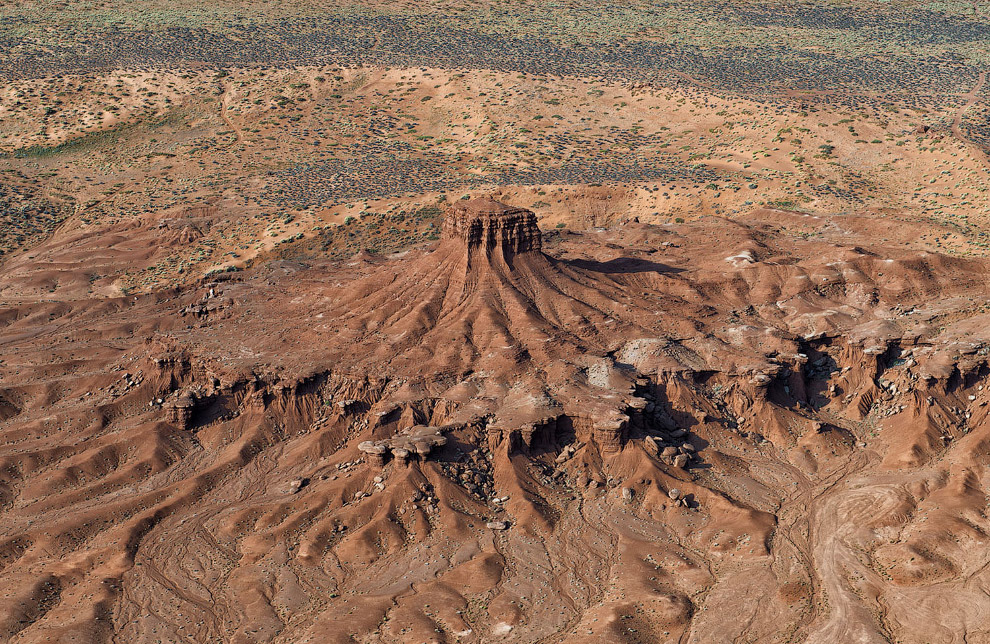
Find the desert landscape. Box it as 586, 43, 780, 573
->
2, 1, 990, 643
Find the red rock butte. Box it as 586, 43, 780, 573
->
441, 197, 543, 261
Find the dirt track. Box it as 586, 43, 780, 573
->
952, 71, 987, 145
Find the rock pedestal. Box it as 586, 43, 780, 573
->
359, 426, 447, 467
165, 392, 196, 429
593, 417, 628, 453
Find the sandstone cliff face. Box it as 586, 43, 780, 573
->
441, 197, 543, 263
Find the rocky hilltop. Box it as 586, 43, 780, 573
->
1, 199, 990, 643
441, 197, 544, 261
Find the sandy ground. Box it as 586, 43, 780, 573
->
2, 65, 989, 298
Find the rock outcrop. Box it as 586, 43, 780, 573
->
359, 425, 448, 466
441, 197, 543, 263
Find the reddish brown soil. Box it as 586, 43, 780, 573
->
2, 198, 990, 643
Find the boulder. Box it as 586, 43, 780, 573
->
643, 435, 660, 457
